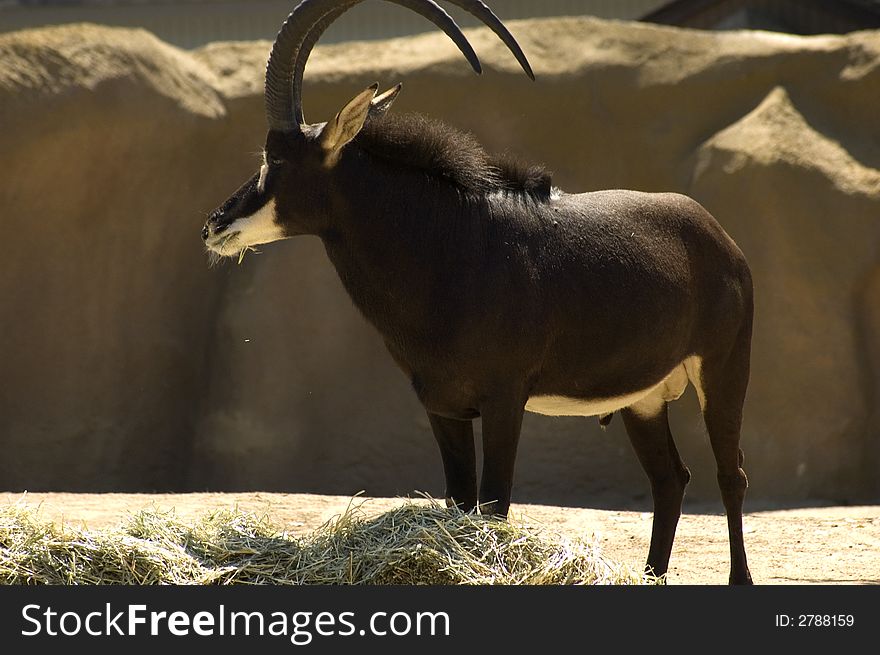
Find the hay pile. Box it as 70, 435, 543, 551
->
0, 498, 650, 585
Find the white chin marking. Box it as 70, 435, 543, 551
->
207, 199, 284, 256
526, 356, 704, 420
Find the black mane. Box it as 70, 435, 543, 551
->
355, 113, 552, 199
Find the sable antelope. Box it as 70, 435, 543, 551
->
203, 0, 754, 584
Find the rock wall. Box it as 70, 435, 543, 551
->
1, 18, 878, 505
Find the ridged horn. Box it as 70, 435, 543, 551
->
265, 0, 481, 131
266, 0, 534, 131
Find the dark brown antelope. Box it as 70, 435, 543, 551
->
203, 0, 754, 584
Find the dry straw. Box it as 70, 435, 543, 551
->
0, 496, 653, 585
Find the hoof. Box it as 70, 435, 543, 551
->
476, 500, 508, 518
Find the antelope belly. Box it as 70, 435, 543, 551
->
525, 388, 656, 417
525, 357, 700, 418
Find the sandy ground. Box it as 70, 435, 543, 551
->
1, 492, 877, 585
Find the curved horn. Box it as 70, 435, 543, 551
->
265, 0, 481, 132
441, 0, 534, 80
290, 3, 358, 127
287, 0, 534, 127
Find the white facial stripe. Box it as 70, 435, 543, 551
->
257, 163, 269, 193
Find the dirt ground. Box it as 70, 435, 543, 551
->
1, 492, 877, 585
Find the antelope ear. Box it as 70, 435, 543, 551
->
320, 83, 378, 164
366, 83, 402, 124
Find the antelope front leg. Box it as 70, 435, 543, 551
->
427, 412, 477, 511
477, 396, 526, 517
